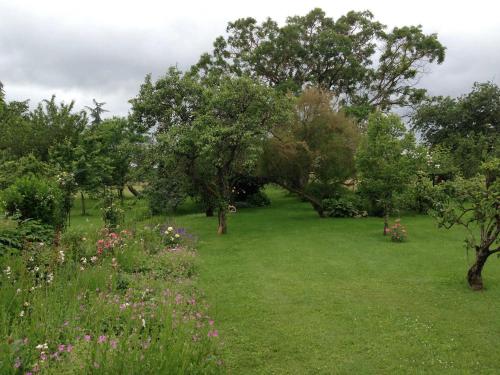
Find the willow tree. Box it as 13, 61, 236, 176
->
261, 88, 360, 217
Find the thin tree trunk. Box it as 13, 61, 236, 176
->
383, 213, 389, 235
127, 184, 140, 197
118, 188, 124, 205
80, 191, 86, 216
217, 208, 227, 235
467, 247, 490, 290
206, 206, 214, 217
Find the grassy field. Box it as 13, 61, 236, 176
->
164, 187, 500, 374
65, 188, 500, 374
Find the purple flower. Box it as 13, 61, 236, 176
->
98, 335, 107, 344
58, 344, 66, 352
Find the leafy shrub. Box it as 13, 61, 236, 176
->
397, 173, 436, 214
387, 219, 407, 242
322, 193, 367, 218
1, 176, 64, 228
0, 218, 54, 256
235, 191, 271, 208
145, 174, 188, 215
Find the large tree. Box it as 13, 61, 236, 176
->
412, 82, 500, 177
261, 88, 360, 217
153, 74, 291, 234
356, 112, 423, 234
193, 8, 445, 117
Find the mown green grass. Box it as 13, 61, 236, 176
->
165, 187, 500, 374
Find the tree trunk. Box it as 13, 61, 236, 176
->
312, 202, 326, 218
217, 208, 227, 235
127, 184, 140, 197
118, 188, 124, 205
206, 206, 214, 217
383, 213, 389, 236
80, 191, 86, 216
467, 248, 490, 291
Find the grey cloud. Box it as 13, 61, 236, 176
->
1, 2, 499, 116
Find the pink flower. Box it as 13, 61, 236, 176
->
209, 320, 214, 326
84, 335, 91, 342
208, 330, 219, 337
14, 357, 21, 368
98, 335, 107, 344
66, 344, 73, 353
58, 344, 65, 352
110, 339, 118, 349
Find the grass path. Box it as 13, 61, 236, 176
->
171, 188, 500, 374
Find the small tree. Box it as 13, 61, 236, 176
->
356, 112, 422, 234
432, 159, 499, 290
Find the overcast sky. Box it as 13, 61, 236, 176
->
1, 0, 499, 116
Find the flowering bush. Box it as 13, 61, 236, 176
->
387, 219, 407, 242
0, 224, 222, 374
162, 225, 183, 248
101, 190, 124, 229
95, 229, 130, 258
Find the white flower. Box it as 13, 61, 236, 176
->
167, 226, 173, 232
90, 256, 98, 263
24, 301, 29, 307
19, 310, 25, 317
81, 257, 87, 264
142, 318, 146, 328
59, 250, 65, 263
3, 266, 11, 276
47, 273, 54, 284
36, 343, 48, 350
16, 288, 21, 294
174, 233, 180, 239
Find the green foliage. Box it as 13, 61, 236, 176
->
1, 176, 64, 228
322, 193, 367, 218
413, 82, 500, 177
356, 112, 423, 219
0, 154, 55, 190
431, 158, 499, 289
194, 8, 445, 117
141, 71, 292, 233
0, 218, 54, 257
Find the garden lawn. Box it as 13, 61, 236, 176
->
170, 187, 500, 374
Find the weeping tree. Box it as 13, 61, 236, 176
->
432, 158, 499, 290
261, 88, 360, 217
